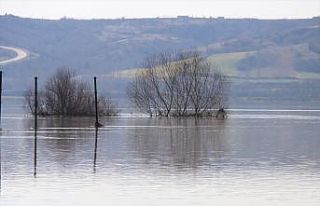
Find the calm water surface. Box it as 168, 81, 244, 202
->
0, 107, 320, 205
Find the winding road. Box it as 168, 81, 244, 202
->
0, 45, 28, 65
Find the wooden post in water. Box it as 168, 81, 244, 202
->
0, 70, 2, 189
34, 77, 38, 130
0, 70, 3, 127
94, 77, 102, 127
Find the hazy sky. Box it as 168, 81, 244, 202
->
1, 0, 319, 19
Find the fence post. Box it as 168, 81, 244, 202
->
94, 77, 102, 127
34, 77, 38, 130
0, 70, 2, 127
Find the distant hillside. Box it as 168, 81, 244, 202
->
0, 15, 319, 93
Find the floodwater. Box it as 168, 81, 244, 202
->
0, 100, 320, 206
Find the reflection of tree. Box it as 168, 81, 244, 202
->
36, 117, 87, 163
127, 118, 229, 170
20, 116, 229, 172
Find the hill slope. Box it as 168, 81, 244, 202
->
0, 15, 319, 93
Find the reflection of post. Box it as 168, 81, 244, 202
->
93, 128, 99, 173
0, 69, 2, 188
33, 129, 37, 177
0, 125, 1, 191
0, 70, 2, 189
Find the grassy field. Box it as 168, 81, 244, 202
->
206, 44, 320, 80
112, 51, 253, 78
294, 72, 320, 79
111, 45, 320, 80
206, 51, 254, 77
111, 67, 142, 78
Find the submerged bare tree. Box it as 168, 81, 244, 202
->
25, 68, 119, 116
127, 51, 228, 117
25, 89, 48, 115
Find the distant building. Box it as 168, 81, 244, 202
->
177, 16, 190, 23
177, 16, 190, 20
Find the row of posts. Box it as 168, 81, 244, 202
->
0, 74, 101, 129
32, 76, 101, 177
0, 73, 101, 182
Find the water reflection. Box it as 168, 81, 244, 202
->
126, 117, 228, 170
0, 128, 2, 191
3, 116, 230, 174
1, 115, 320, 174
33, 128, 37, 177
93, 128, 98, 173
0, 113, 319, 206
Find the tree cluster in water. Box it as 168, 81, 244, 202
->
25, 69, 119, 116
25, 51, 228, 118
127, 51, 228, 117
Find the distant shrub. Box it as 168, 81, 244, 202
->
127, 51, 228, 117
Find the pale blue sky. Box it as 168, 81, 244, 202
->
1, 0, 319, 19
